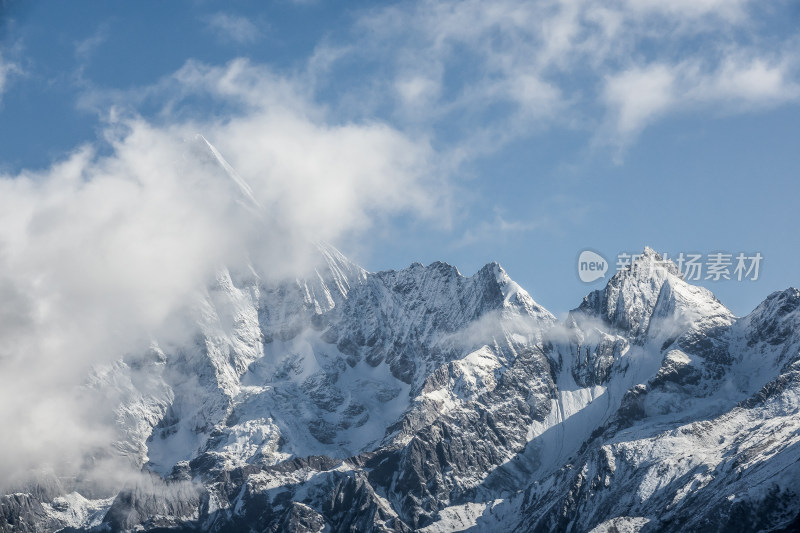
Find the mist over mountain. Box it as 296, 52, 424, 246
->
2, 230, 799, 530
1, 142, 799, 533
3, 1, 800, 531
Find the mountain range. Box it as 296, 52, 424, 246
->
2, 142, 799, 532
2, 241, 799, 532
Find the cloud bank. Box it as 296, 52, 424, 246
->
0, 59, 446, 489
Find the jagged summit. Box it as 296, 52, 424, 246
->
371, 259, 553, 323
738, 286, 800, 351
575, 247, 731, 340
747, 286, 800, 317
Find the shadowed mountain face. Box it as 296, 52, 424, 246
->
2, 246, 800, 533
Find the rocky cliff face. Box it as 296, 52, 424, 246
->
2, 246, 799, 533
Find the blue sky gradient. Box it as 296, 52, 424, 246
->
1, 0, 798, 316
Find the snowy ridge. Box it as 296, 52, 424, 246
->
194, 134, 260, 210
2, 245, 800, 532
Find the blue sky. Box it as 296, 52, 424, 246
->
1, 0, 799, 317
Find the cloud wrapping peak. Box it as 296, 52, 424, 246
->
0, 0, 797, 492
0, 59, 447, 489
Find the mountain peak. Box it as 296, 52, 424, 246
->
740, 287, 800, 347
473, 261, 554, 321
624, 247, 681, 278
576, 247, 721, 339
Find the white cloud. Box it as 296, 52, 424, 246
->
206, 12, 262, 45
0, 59, 448, 489
625, 0, 751, 21
603, 55, 799, 142
170, 59, 448, 244
603, 64, 678, 136
0, 52, 18, 100
690, 56, 800, 104
454, 210, 548, 248
507, 73, 563, 118
395, 74, 441, 109
75, 25, 109, 60
315, 0, 799, 152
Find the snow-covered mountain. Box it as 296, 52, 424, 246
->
3, 242, 799, 533
2, 146, 799, 532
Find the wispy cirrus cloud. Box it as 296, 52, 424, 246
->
603, 54, 800, 144
205, 12, 262, 45
74, 24, 109, 60
0, 51, 20, 102
310, 0, 800, 155
454, 209, 550, 248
